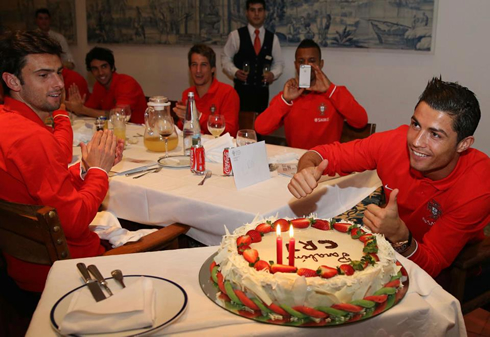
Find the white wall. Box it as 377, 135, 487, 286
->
71, 0, 489, 154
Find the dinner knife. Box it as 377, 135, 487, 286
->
77, 263, 106, 302
87, 264, 113, 296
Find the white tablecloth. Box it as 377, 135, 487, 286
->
27, 246, 466, 336
73, 122, 382, 245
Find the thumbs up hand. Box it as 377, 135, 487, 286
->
363, 189, 410, 243
288, 159, 328, 199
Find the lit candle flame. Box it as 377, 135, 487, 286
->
276, 224, 281, 236
289, 225, 294, 238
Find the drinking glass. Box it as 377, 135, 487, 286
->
156, 113, 175, 158
117, 104, 132, 123
109, 109, 126, 146
207, 114, 226, 138
236, 129, 257, 147
243, 61, 250, 86
262, 64, 270, 87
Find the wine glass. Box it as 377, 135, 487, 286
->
156, 113, 175, 158
262, 64, 270, 87
116, 104, 132, 123
243, 61, 250, 86
207, 114, 226, 138
236, 129, 257, 147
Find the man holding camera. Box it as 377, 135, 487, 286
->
255, 39, 367, 149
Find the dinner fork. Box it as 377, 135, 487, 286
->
198, 170, 212, 185
133, 166, 162, 179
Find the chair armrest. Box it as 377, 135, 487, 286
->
103, 223, 190, 256
452, 236, 490, 270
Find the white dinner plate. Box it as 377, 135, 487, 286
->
50, 275, 187, 336
158, 156, 190, 168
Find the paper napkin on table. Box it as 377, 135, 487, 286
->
60, 277, 156, 335
268, 152, 300, 164
202, 133, 234, 163
89, 211, 157, 248
72, 119, 94, 145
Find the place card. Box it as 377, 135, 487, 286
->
230, 141, 270, 190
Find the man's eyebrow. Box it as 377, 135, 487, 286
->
411, 116, 449, 137
33, 68, 56, 73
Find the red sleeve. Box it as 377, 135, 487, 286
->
255, 92, 290, 135
8, 133, 108, 240
326, 84, 368, 129
219, 88, 240, 137
52, 110, 73, 165
85, 84, 102, 109
409, 194, 490, 278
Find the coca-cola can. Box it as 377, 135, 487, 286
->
223, 147, 233, 176
191, 144, 206, 174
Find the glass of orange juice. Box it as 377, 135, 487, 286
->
110, 108, 126, 145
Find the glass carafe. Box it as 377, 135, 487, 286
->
143, 96, 178, 152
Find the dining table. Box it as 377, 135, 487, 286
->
27, 245, 466, 336
72, 120, 383, 246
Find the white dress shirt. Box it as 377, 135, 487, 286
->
221, 24, 284, 81
48, 30, 75, 66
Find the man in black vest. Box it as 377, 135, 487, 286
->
222, 0, 284, 113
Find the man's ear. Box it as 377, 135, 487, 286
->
2, 72, 22, 92
456, 136, 474, 153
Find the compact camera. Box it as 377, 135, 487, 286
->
298, 64, 312, 88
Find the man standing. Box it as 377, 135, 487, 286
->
0, 30, 121, 292
35, 8, 75, 70
65, 47, 147, 124
173, 44, 239, 137
221, 0, 284, 113
255, 39, 367, 149
288, 77, 490, 278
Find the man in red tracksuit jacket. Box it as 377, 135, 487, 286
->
255, 39, 368, 149
0, 30, 122, 292
288, 77, 490, 278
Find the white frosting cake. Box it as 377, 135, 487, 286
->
213, 217, 401, 318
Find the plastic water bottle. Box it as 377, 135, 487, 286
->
183, 92, 201, 155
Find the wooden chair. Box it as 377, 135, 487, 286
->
435, 232, 490, 314
340, 122, 377, 143
0, 198, 190, 266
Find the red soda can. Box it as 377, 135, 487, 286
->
191, 144, 206, 174
223, 147, 233, 176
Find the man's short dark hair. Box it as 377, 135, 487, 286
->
296, 39, 322, 60
416, 77, 481, 143
85, 47, 116, 71
246, 0, 266, 10
188, 44, 216, 69
35, 8, 50, 18
0, 30, 62, 94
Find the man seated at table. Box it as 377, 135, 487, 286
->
288, 77, 490, 278
173, 44, 239, 137
0, 30, 123, 292
63, 66, 90, 101
65, 46, 147, 124
255, 39, 368, 149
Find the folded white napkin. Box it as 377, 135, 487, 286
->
201, 133, 234, 163
89, 211, 157, 248
72, 119, 95, 145
60, 277, 156, 335
268, 152, 299, 164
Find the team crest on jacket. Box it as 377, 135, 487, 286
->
318, 103, 326, 116
422, 199, 441, 226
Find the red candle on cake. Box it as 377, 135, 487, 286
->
289, 225, 295, 267
276, 224, 283, 264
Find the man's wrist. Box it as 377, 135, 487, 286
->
392, 230, 412, 254
281, 95, 293, 106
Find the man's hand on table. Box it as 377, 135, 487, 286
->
363, 188, 410, 243
288, 158, 328, 198
81, 130, 118, 173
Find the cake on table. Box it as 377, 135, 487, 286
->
210, 217, 406, 324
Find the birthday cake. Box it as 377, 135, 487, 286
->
211, 217, 404, 324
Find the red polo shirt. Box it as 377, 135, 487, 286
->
180, 78, 240, 137
62, 67, 90, 101
255, 83, 368, 149
85, 72, 147, 124
0, 98, 107, 291
312, 125, 490, 277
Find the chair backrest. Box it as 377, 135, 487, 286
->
239, 111, 258, 131
0, 199, 71, 265
340, 122, 376, 143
